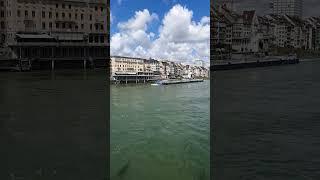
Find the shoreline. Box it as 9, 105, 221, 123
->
299, 58, 320, 62
211, 58, 299, 71
110, 79, 210, 85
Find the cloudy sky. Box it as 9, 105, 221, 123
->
110, 0, 210, 66
234, 0, 320, 17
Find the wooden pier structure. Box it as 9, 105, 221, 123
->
112, 73, 160, 84
0, 33, 109, 71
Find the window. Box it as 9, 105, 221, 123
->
56, 22, 59, 28
94, 36, 98, 43
42, 22, 46, 29
81, 24, 84, 29
75, 13, 77, 19
100, 24, 103, 30
95, 6, 98, 11
90, 24, 92, 30
49, 22, 52, 28
17, 10, 20, 17
25, 10, 28, 17
101, 7, 103, 11
56, 12, 58, 18
62, 4, 65, 8
95, 24, 98, 30
81, 14, 84, 20
0, 1, 3, 7
1, 10, 4, 17
69, 13, 71, 19
42, 11, 45, 18
100, 36, 104, 43
90, 14, 92, 20
75, 25, 78, 30
0, 21, 5, 29
62, 22, 65, 28
49, 12, 52, 18
68, 23, 71, 29
89, 36, 93, 43
56, 4, 58, 8
32, 11, 35, 17
62, 12, 65, 18
69, 4, 71, 9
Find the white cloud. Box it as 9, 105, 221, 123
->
200, 16, 210, 25
118, 9, 158, 31
111, 4, 209, 65
111, 9, 157, 57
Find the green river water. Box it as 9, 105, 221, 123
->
111, 80, 210, 180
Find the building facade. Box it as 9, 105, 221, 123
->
211, 3, 320, 59
270, 0, 303, 17
110, 56, 144, 77
159, 60, 169, 79
0, 0, 109, 61
214, 0, 234, 11
110, 56, 209, 81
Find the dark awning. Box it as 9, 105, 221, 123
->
51, 33, 85, 41
16, 34, 55, 39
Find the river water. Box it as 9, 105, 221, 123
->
213, 60, 320, 179
111, 80, 210, 180
0, 70, 108, 180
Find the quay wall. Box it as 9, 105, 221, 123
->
212, 58, 300, 71
0, 58, 108, 71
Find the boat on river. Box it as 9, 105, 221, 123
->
151, 79, 204, 86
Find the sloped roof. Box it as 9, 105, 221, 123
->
268, 14, 292, 25
16, 34, 55, 39
286, 15, 304, 26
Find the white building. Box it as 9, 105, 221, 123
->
270, 0, 303, 17
168, 61, 176, 78
110, 56, 144, 77
159, 61, 169, 79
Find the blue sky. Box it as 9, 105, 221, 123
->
110, 0, 210, 66
111, 0, 209, 35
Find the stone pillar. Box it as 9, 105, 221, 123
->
51, 60, 55, 70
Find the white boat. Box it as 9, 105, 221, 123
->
151, 80, 165, 86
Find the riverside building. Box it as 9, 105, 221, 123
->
0, 0, 109, 69
110, 56, 209, 83
211, 3, 320, 57
110, 56, 160, 83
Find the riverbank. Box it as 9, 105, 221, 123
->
299, 58, 320, 62
0, 58, 107, 72
212, 57, 299, 71
110, 78, 208, 85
